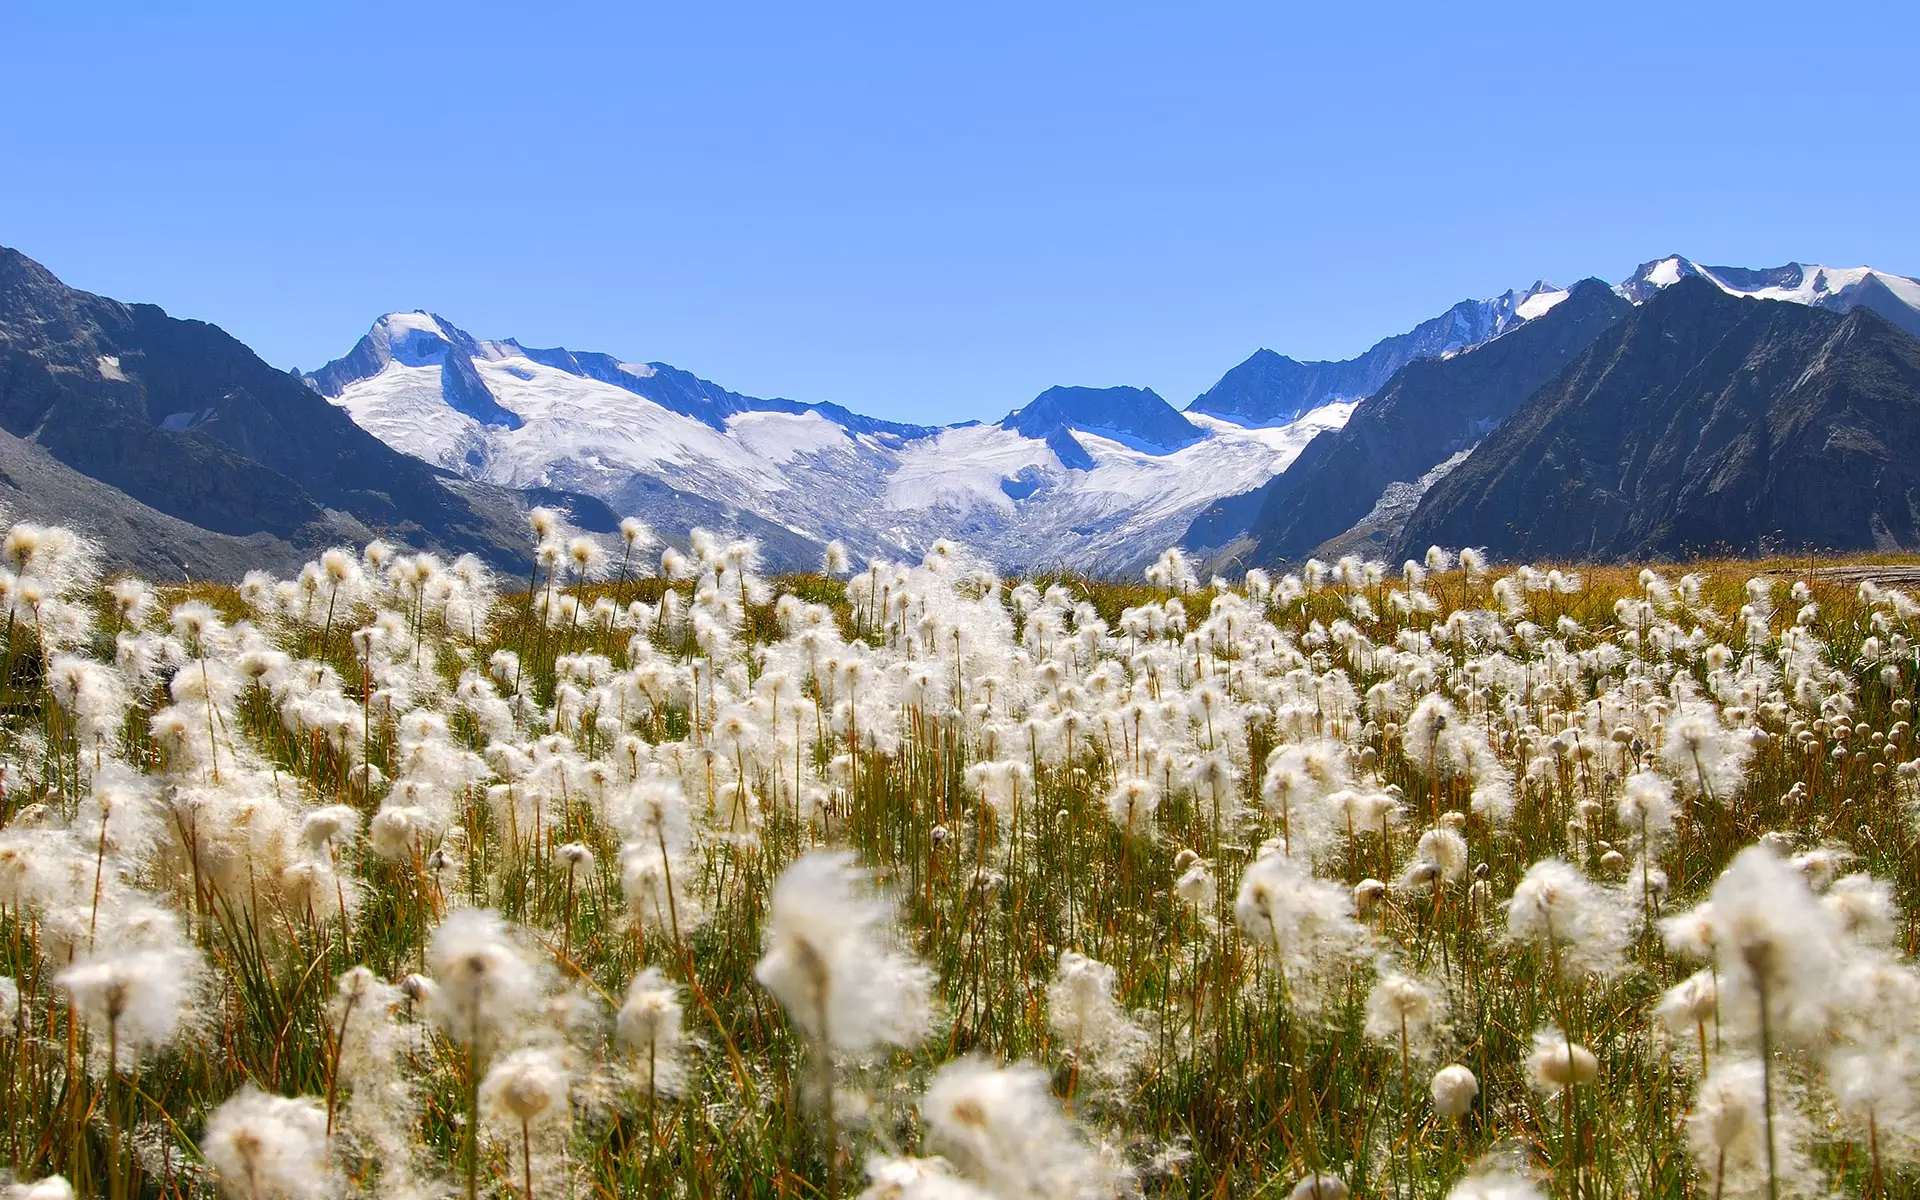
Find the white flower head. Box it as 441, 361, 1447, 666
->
755, 851, 933, 1051
202, 1086, 333, 1200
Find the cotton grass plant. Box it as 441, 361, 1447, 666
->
3, 510, 1920, 1196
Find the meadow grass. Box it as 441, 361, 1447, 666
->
1, 527, 1917, 1199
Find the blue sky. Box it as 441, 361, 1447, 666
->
3, 2, 1914, 425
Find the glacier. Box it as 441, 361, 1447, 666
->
306, 314, 1354, 574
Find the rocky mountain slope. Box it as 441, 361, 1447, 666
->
0, 246, 594, 574
1186, 279, 1633, 565
1186, 281, 1571, 427
1393, 277, 1920, 561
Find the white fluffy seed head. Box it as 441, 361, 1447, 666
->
1705, 844, 1846, 1044
425, 908, 546, 1055
1412, 827, 1469, 883
1446, 1163, 1545, 1200
481, 1045, 569, 1125
1103, 776, 1160, 833
298, 805, 360, 852
1235, 852, 1364, 973
1045, 950, 1148, 1081
823, 541, 851, 576
56, 945, 199, 1058
616, 966, 684, 1092
920, 1058, 1110, 1199
754, 851, 932, 1052
1685, 1056, 1814, 1199
1288, 1174, 1349, 1200
1364, 968, 1444, 1054
1430, 1064, 1479, 1118
1526, 1028, 1598, 1092
855, 1155, 995, 1200
556, 842, 595, 876
1505, 858, 1628, 979
1616, 771, 1675, 839
1174, 861, 1216, 914
1654, 969, 1719, 1036
202, 1086, 333, 1200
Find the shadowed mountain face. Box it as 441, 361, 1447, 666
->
1000, 385, 1204, 456
1393, 278, 1920, 562
0, 246, 561, 572
1186, 280, 1632, 564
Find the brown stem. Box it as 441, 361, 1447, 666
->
325, 991, 359, 1136
522, 1116, 534, 1199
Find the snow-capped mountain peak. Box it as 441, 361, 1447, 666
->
1615, 256, 1920, 339
301, 249, 1917, 575
1615, 254, 1700, 302
1186, 277, 1572, 428
1000, 385, 1205, 455
303, 318, 1355, 573
1510, 280, 1571, 322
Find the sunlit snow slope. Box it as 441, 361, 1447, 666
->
1616, 257, 1920, 338
307, 314, 1350, 574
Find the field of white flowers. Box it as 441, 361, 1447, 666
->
0, 508, 1916, 1200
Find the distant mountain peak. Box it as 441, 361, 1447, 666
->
1614, 256, 1920, 339
306, 314, 940, 444
1187, 277, 1572, 428
1186, 277, 1632, 564
1614, 254, 1728, 304
1000, 384, 1203, 455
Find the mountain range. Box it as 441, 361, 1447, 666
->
1, 242, 1917, 577
1187, 280, 1574, 427
1395, 275, 1920, 561
0, 247, 616, 577
301, 308, 1354, 574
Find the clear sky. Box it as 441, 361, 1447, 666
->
3, 2, 1914, 425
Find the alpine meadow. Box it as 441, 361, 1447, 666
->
9, 7, 1920, 1199
3, 512, 1920, 1200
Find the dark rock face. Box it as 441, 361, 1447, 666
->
1393, 277, 1920, 562
1042, 427, 1097, 471
1188, 280, 1631, 562
0, 246, 541, 571
1000, 385, 1203, 454
1188, 350, 1368, 428
1850, 273, 1920, 341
